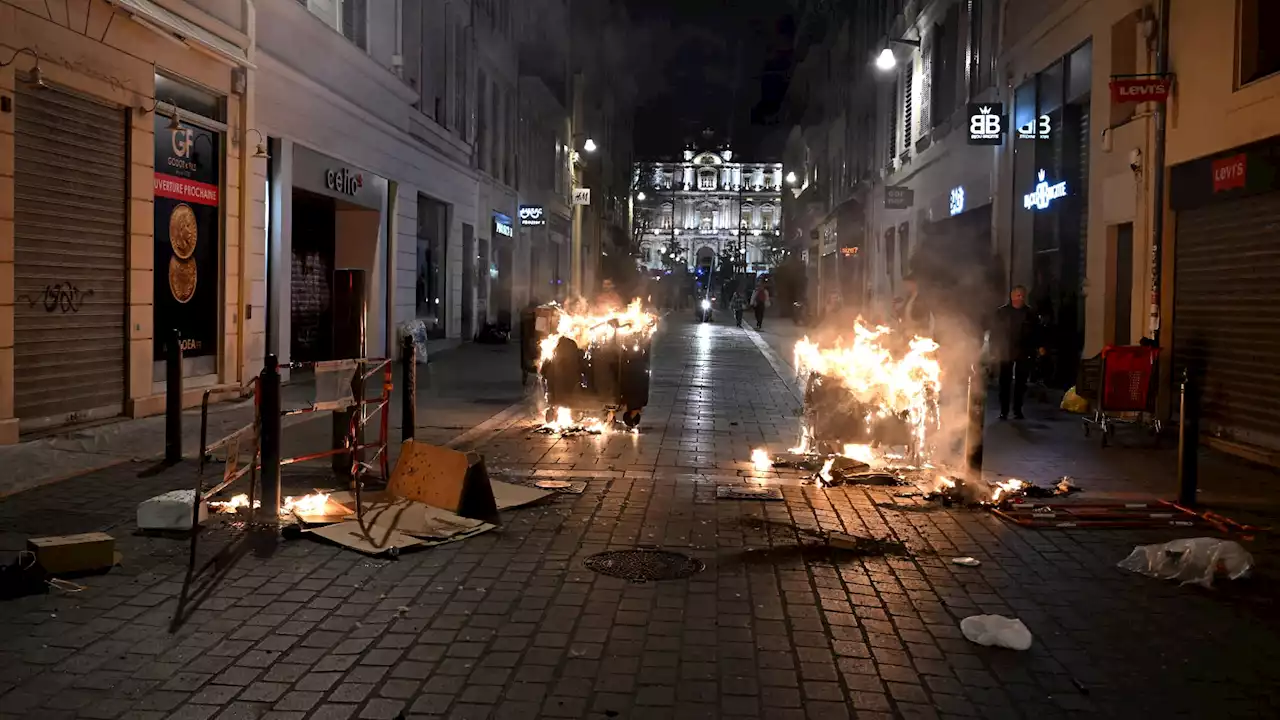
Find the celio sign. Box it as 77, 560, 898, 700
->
325, 167, 364, 196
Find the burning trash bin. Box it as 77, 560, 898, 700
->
536, 301, 657, 431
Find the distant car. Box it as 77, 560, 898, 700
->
696, 296, 714, 323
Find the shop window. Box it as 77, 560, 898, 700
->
1240, 0, 1280, 86
341, 0, 367, 51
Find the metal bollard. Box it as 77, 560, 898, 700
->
401, 334, 417, 444
964, 360, 987, 484
1177, 368, 1199, 507
259, 355, 282, 520
165, 328, 183, 465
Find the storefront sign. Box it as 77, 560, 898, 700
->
153, 116, 220, 359
572, 188, 591, 206
1023, 170, 1068, 211
885, 185, 915, 210
967, 103, 1005, 145
493, 212, 514, 238
839, 246, 859, 257
325, 167, 364, 196
949, 186, 965, 216
1109, 75, 1173, 104
1017, 115, 1052, 140
1212, 154, 1248, 193
519, 205, 545, 226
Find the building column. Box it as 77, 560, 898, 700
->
0, 66, 15, 444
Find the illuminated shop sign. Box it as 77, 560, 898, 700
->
967, 103, 1005, 145
493, 212, 514, 237
1023, 170, 1068, 211
1017, 115, 1052, 140
519, 205, 546, 226
949, 187, 965, 216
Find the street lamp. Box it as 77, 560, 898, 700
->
637, 192, 646, 201
583, 138, 597, 153
785, 171, 797, 186
875, 48, 897, 71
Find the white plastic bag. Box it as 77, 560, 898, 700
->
959, 614, 1033, 651
1117, 537, 1253, 589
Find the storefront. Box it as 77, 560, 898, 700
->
1009, 40, 1093, 387
273, 144, 389, 364
1, 4, 251, 442
1169, 136, 1280, 452
416, 194, 450, 339
492, 211, 515, 326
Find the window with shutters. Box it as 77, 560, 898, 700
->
932, 5, 961, 126
967, 0, 993, 96
918, 39, 932, 133
340, 0, 367, 51
901, 67, 913, 159
886, 78, 899, 166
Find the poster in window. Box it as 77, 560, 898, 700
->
153, 115, 220, 359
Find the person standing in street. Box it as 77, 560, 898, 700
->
730, 291, 746, 327
750, 281, 770, 330
991, 285, 1039, 420
595, 277, 623, 313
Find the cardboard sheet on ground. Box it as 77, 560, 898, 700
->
490, 480, 554, 509
329, 491, 492, 539
304, 521, 428, 556
388, 440, 500, 523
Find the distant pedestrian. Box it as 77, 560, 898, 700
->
990, 285, 1040, 420
730, 292, 746, 327
750, 282, 770, 330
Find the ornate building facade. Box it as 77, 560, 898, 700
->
632, 142, 783, 275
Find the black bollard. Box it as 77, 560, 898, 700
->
259, 355, 282, 520
964, 361, 987, 484
165, 328, 183, 465
401, 334, 417, 444
1177, 368, 1199, 507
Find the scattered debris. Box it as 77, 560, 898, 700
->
960, 614, 1033, 650
26, 533, 116, 575
951, 557, 981, 567
1117, 537, 1253, 588
716, 485, 784, 501
824, 532, 908, 556
138, 489, 208, 531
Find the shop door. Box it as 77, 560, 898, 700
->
1173, 192, 1280, 451
291, 190, 336, 363
13, 85, 127, 428
462, 223, 475, 339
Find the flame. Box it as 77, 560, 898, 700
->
818, 457, 836, 485
540, 406, 611, 435
793, 319, 941, 463
209, 493, 257, 513
841, 443, 878, 466
751, 448, 772, 472
990, 478, 1026, 502
538, 299, 658, 367
282, 493, 332, 516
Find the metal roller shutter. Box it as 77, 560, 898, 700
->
1173, 192, 1280, 451
13, 85, 127, 427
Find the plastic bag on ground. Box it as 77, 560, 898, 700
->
1060, 386, 1089, 413
1117, 537, 1253, 588
960, 614, 1033, 651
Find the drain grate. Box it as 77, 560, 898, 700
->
583, 549, 705, 582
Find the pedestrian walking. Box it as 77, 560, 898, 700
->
750, 282, 770, 330
990, 285, 1040, 420
730, 291, 746, 327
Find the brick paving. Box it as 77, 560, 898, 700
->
2, 317, 1280, 719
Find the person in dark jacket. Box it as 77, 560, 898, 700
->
991, 285, 1039, 419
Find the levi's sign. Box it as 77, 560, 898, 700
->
1109, 75, 1173, 104
1212, 154, 1247, 193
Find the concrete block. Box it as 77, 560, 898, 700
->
137, 489, 208, 531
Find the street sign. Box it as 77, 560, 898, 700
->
1109, 75, 1173, 104
885, 185, 914, 210
572, 188, 591, 206
967, 103, 1005, 145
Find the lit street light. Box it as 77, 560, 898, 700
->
583, 138, 598, 153
876, 48, 896, 71
785, 171, 797, 185
637, 192, 646, 201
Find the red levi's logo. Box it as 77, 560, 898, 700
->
1109, 77, 1172, 104
1212, 154, 1247, 193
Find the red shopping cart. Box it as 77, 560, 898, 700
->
1078, 344, 1162, 447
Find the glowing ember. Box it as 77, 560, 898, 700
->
282, 493, 332, 516
539, 406, 610, 435
208, 494, 258, 513
793, 320, 941, 463
751, 448, 772, 472
990, 479, 1026, 503
841, 443, 878, 467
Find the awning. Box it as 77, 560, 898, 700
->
107, 0, 252, 68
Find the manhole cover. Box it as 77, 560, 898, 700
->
583, 549, 704, 582
716, 485, 784, 501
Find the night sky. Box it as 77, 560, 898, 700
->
623, 0, 795, 161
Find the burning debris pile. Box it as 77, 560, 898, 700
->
535, 300, 658, 435
208, 492, 336, 517
924, 476, 1083, 507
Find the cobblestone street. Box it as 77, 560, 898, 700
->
3, 317, 1280, 719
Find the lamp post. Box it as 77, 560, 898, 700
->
874, 37, 921, 73
570, 135, 597, 299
